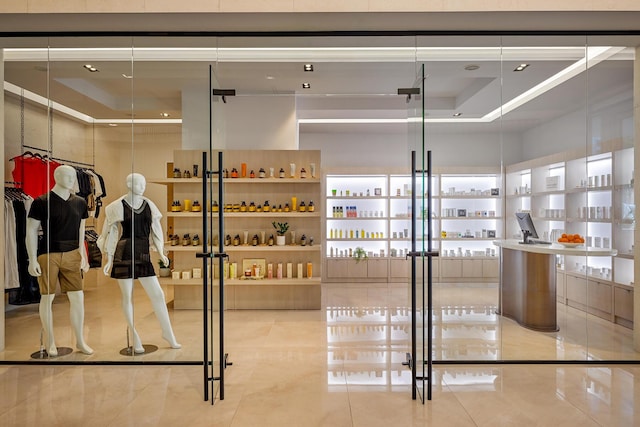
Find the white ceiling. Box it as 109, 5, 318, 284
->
2, 38, 637, 135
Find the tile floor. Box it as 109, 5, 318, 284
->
1, 280, 639, 425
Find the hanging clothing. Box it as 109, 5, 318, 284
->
4, 187, 40, 305
73, 167, 107, 218
4, 197, 19, 289
85, 228, 102, 269
10, 154, 106, 217
10, 153, 61, 198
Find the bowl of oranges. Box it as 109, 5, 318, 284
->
557, 233, 585, 247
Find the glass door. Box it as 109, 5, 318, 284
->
203, 64, 227, 403
406, 64, 432, 402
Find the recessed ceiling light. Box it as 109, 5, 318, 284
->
160, 112, 170, 117
514, 63, 530, 72
302, 83, 311, 89
453, 112, 462, 117
83, 64, 99, 72
464, 64, 480, 71
108, 123, 118, 127
122, 73, 132, 79
304, 64, 314, 72
266, 75, 275, 80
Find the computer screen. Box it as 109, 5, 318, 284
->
515, 212, 538, 244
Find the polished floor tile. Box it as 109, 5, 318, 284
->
2, 280, 640, 425
2, 362, 640, 426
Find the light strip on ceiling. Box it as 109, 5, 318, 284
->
3, 46, 626, 63
299, 45, 625, 125
93, 118, 182, 124
2, 45, 629, 125
4, 81, 94, 123
483, 45, 625, 122
3, 81, 182, 125
298, 118, 408, 124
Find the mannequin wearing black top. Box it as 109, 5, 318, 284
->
100, 173, 181, 353
26, 165, 93, 357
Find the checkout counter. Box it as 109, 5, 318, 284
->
493, 240, 617, 331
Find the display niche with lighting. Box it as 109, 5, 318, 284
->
324, 167, 501, 283
506, 141, 634, 328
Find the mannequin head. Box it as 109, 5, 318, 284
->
126, 173, 146, 196
53, 165, 77, 191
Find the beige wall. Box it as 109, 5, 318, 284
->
2, 1, 640, 13
3, 7, 640, 33
3, 95, 93, 176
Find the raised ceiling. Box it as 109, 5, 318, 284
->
2, 37, 637, 135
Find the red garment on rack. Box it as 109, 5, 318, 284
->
11, 155, 61, 198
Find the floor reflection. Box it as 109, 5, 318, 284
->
1, 281, 639, 364
1, 280, 640, 425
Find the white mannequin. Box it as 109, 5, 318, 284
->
26, 165, 94, 356
101, 173, 181, 353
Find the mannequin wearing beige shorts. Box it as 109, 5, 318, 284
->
26, 165, 93, 357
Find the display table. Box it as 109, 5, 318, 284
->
492, 240, 616, 332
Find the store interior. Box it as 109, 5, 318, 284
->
0, 35, 638, 367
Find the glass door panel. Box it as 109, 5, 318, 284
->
585, 35, 636, 360
501, 35, 589, 360
2, 37, 55, 359
407, 64, 428, 401
47, 36, 136, 360
417, 35, 503, 365
208, 60, 225, 402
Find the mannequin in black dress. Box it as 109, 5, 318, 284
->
100, 173, 180, 353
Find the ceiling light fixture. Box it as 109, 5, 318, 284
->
122, 73, 132, 79
83, 64, 99, 72
266, 75, 275, 80
108, 123, 118, 127
513, 63, 530, 72
160, 112, 170, 118
453, 112, 462, 117
304, 64, 314, 72
464, 64, 480, 71
302, 83, 311, 89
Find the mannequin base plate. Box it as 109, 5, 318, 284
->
30, 347, 73, 359
120, 344, 158, 356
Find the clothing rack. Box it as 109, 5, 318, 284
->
21, 144, 49, 153
49, 157, 95, 169
11, 147, 95, 169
